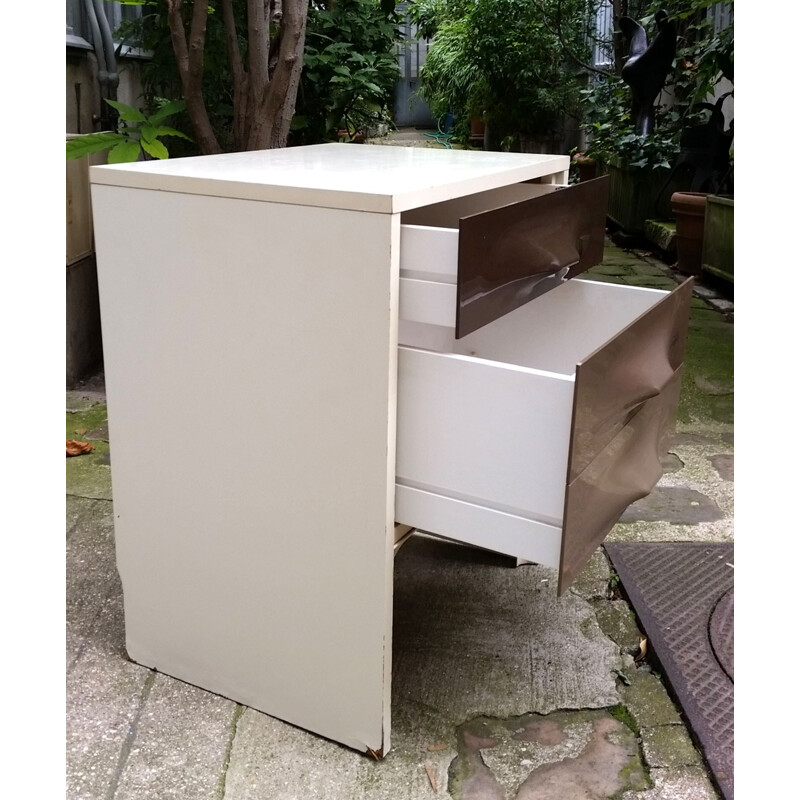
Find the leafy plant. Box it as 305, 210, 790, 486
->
293, 0, 402, 144
418, 16, 485, 122
414, 0, 590, 148
66, 98, 191, 163
113, 1, 401, 150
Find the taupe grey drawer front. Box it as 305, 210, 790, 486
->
559, 370, 683, 593
456, 176, 609, 337
395, 277, 693, 596
399, 177, 610, 338
558, 278, 693, 593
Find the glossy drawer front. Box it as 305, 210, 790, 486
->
399, 177, 609, 337
395, 278, 692, 594
559, 369, 683, 593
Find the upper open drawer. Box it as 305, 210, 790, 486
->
400, 176, 610, 338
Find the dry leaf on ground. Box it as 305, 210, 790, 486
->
424, 762, 438, 794
67, 440, 95, 457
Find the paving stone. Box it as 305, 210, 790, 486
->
709, 454, 733, 481
455, 710, 649, 800
694, 376, 733, 396
223, 710, 366, 800
593, 600, 642, 652
66, 649, 152, 800
620, 670, 682, 729
620, 487, 723, 524
620, 766, 720, 799
641, 726, 703, 768
661, 453, 684, 474
67, 391, 106, 412
113, 675, 239, 800
707, 298, 733, 314
569, 550, 612, 601
393, 536, 621, 718
66, 497, 118, 666
622, 275, 680, 290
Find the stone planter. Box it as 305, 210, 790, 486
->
671, 191, 708, 276
702, 195, 733, 283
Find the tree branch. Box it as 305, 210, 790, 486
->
532, 0, 614, 78
164, 0, 221, 153
221, 0, 248, 150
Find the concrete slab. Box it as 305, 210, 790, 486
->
640, 726, 704, 768
393, 536, 622, 717
620, 487, 724, 524
66, 648, 152, 800
113, 675, 239, 800
66, 496, 118, 665
450, 710, 649, 799
621, 767, 720, 800
620, 670, 683, 729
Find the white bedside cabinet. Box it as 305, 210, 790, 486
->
90, 143, 691, 756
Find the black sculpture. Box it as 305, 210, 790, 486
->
619, 10, 677, 136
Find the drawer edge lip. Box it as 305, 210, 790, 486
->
395, 478, 563, 529
396, 343, 577, 383
394, 483, 562, 569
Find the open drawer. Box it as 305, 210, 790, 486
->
399, 177, 609, 337
395, 277, 693, 594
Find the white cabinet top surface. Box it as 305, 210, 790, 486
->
90, 142, 569, 213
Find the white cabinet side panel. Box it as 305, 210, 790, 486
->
92, 185, 397, 753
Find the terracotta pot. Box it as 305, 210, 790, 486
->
574, 156, 597, 182
671, 191, 708, 276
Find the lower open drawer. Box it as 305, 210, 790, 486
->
394, 277, 693, 593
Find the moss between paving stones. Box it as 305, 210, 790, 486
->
67, 402, 113, 501
678, 312, 734, 425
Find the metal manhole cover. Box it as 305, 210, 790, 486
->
709, 587, 734, 681
604, 542, 734, 800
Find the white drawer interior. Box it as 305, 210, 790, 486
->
399, 279, 670, 377
395, 278, 676, 565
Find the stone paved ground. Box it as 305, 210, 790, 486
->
66, 239, 732, 799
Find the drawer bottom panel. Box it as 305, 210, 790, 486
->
395, 483, 562, 569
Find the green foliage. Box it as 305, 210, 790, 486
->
114, 1, 233, 155
469, 0, 590, 140
417, 16, 484, 121
415, 0, 589, 146
293, 0, 402, 144
114, 1, 401, 149
581, 1, 734, 172
66, 98, 191, 162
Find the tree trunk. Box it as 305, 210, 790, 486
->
167, 0, 308, 153
165, 0, 221, 154
246, 0, 308, 150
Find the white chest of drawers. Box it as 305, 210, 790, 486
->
90, 143, 690, 756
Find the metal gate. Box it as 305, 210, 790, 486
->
394, 6, 435, 128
